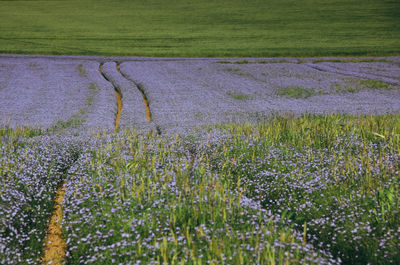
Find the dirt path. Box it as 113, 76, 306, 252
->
41, 183, 66, 265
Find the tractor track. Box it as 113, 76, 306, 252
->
116, 62, 161, 135
99, 63, 123, 130
41, 182, 67, 265
41, 144, 81, 265
305, 63, 400, 85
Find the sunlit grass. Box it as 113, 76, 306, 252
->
359, 79, 391, 90
226, 90, 253, 101
0, 125, 43, 138
312, 59, 395, 63
205, 114, 400, 264
340, 78, 396, 93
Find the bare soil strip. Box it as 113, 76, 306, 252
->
127, 78, 151, 121
99, 63, 123, 130
114, 90, 122, 130
41, 183, 66, 265
144, 97, 151, 122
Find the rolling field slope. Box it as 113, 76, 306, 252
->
1, 55, 399, 133
0, 57, 116, 131
119, 59, 400, 134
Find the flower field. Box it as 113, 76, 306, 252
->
0, 56, 116, 132
1, 55, 400, 264
2, 55, 399, 134
1, 0, 400, 262
0, 128, 80, 263
1, 113, 399, 264
118, 59, 400, 134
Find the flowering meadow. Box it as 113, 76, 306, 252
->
1, 113, 399, 264
0, 127, 81, 264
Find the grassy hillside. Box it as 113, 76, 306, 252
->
0, 0, 399, 57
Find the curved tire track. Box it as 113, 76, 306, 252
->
99, 63, 123, 130
100, 62, 156, 133
305, 63, 400, 85
116, 62, 161, 135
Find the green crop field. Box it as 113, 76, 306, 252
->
0, 0, 399, 57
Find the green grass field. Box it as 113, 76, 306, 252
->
0, 0, 399, 57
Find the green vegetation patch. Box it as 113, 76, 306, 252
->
226, 90, 253, 100
312, 59, 395, 63
218, 59, 294, 64
218, 60, 251, 64
359, 79, 391, 89
339, 78, 394, 92
333, 81, 361, 93
277, 86, 315, 98
0, 0, 399, 57
87, 83, 100, 106
0, 126, 43, 138
48, 117, 84, 133
76, 64, 86, 77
